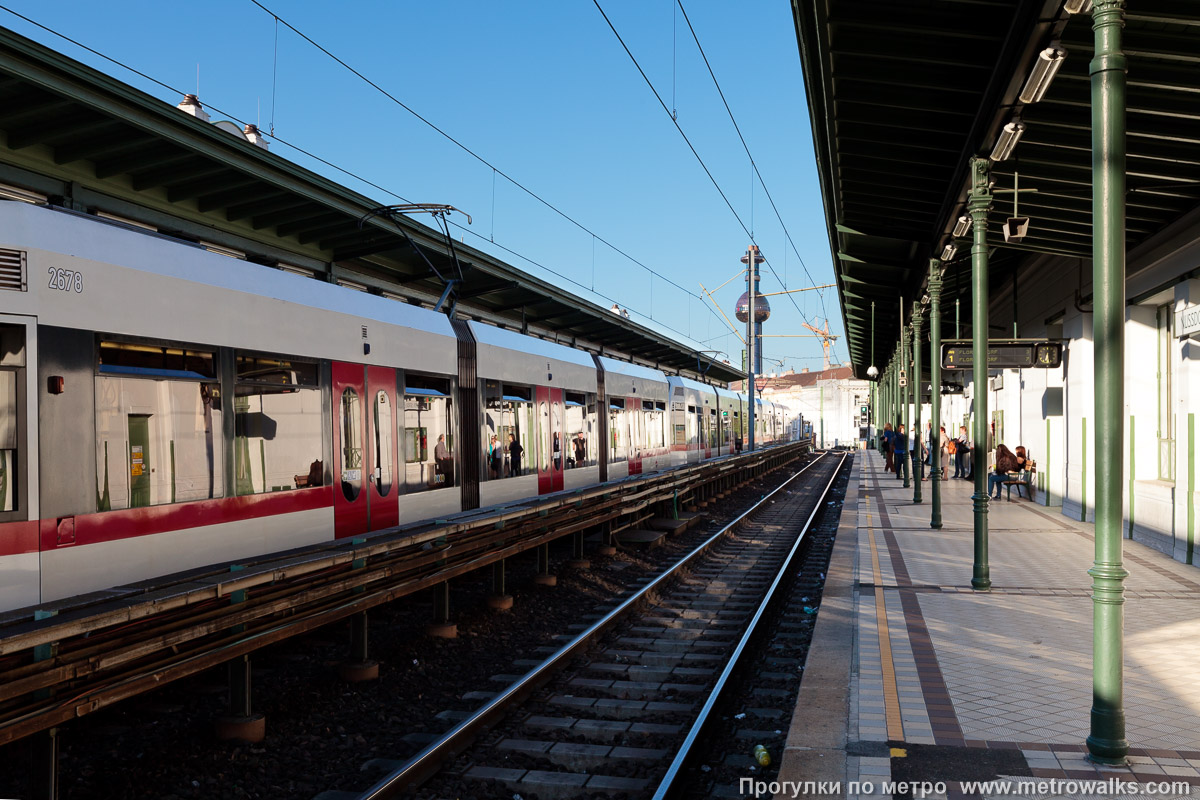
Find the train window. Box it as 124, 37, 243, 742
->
608, 398, 626, 463
646, 401, 664, 450
99, 341, 216, 380
0, 369, 15, 512
339, 388, 363, 502
234, 354, 322, 495
564, 392, 589, 469
485, 382, 532, 480
403, 375, 454, 492
236, 354, 318, 386
374, 390, 392, 497
95, 376, 223, 511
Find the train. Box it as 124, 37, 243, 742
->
0, 199, 799, 612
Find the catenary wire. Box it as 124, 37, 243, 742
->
592, 0, 839, 368
676, 0, 830, 327
246, 0, 706, 306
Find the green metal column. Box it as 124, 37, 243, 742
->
1087, 0, 1129, 765
968, 156, 992, 591
912, 303, 924, 503
901, 325, 911, 488
929, 260, 944, 528
871, 300, 878, 450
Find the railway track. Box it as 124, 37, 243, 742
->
344, 450, 848, 800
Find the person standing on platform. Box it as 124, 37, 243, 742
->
488, 434, 502, 479
508, 433, 523, 476
921, 421, 933, 480
955, 425, 971, 479
893, 423, 909, 480
882, 423, 894, 472
938, 426, 950, 479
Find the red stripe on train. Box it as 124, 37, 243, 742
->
36, 486, 333, 552
0, 521, 39, 557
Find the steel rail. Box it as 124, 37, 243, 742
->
358, 450, 832, 799
652, 451, 848, 799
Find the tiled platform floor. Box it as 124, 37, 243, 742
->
776, 453, 1200, 799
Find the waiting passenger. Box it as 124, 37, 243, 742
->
487, 435, 502, 479
434, 434, 451, 485
307, 459, 323, 488
573, 433, 586, 467
508, 434, 523, 476
988, 444, 1020, 499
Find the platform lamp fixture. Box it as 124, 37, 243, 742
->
952, 215, 971, 238
1063, 0, 1092, 14
941, 243, 957, 262
991, 120, 1025, 162
1020, 44, 1068, 104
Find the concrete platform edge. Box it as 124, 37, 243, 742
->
774, 454, 860, 798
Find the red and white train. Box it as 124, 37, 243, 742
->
0, 200, 798, 612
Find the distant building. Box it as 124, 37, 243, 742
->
734, 366, 869, 448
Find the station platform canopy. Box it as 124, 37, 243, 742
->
792, 0, 1200, 378
0, 26, 741, 385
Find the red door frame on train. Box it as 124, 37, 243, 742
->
536, 386, 564, 494
332, 362, 400, 538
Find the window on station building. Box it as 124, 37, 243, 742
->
233, 353, 322, 496
404, 374, 454, 492
484, 380, 533, 480
95, 339, 223, 511
1157, 304, 1175, 482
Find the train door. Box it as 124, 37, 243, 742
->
0, 316, 38, 611
333, 362, 400, 538
366, 366, 399, 530
626, 397, 643, 475
536, 386, 564, 494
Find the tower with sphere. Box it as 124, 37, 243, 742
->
735, 245, 771, 374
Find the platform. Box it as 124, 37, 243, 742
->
777, 453, 1200, 799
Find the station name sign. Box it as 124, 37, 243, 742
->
941, 339, 1062, 370
1177, 304, 1200, 339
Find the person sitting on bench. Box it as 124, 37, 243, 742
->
988, 444, 1020, 500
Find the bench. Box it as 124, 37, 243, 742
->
1003, 461, 1036, 500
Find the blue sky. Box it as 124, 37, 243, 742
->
1, 0, 845, 372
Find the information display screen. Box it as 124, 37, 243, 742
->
941, 340, 1062, 369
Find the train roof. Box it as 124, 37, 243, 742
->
0, 25, 743, 385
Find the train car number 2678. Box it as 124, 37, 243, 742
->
47, 267, 84, 293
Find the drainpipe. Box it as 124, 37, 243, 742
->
968, 156, 992, 592
1087, 0, 1129, 766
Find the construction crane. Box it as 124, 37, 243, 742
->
802, 319, 839, 371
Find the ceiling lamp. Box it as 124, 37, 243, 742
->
990, 120, 1026, 162
1063, 0, 1092, 13
941, 243, 958, 261
1019, 44, 1068, 104
952, 215, 971, 238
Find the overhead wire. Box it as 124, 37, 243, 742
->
592, 0, 840, 369
245, 0, 716, 313
675, 1, 830, 327
0, 2, 728, 359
